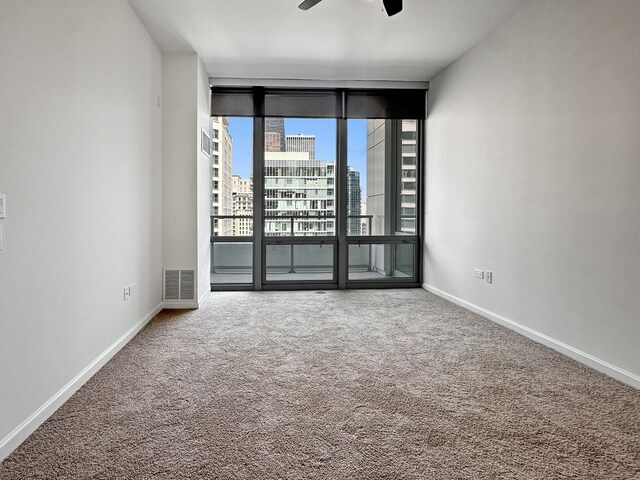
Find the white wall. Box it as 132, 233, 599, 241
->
162, 54, 198, 276
197, 61, 212, 302
425, 0, 640, 385
0, 0, 163, 458
162, 53, 211, 306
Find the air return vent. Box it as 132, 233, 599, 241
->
180, 270, 195, 301
163, 269, 195, 301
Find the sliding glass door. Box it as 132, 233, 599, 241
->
262, 118, 338, 287
345, 118, 420, 286
210, 88, 424, 291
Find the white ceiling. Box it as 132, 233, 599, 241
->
129, 0, 526, 82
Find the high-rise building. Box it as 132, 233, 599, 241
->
211, 116, 233, 235
265, 117, 286, 152
264, 151, 335, 236
360, 203, 369, 235
399, 119, 417, 235
232, 175, 253, 236
347, 166, 362, 235
286, 134, 316, 160
365, 119, 417, 235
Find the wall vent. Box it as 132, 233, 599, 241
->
163, 269, 195, 301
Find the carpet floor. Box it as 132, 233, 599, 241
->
1, 289, 639, 479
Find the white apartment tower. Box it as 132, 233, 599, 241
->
232, 175, 253, 236
264, 151, 335, 236
211, 116, 233, 235
399, 119, 417, 234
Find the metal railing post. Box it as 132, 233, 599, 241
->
289, 245, 295, 273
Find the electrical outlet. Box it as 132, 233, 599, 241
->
474, 269, 484, 279
130, 283, 137, 296
486, 271, 493, 284
123, 287, 130, 301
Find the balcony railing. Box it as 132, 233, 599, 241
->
210, 214, 373, 237
210, 215, 417, 282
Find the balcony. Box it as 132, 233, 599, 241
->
211, 215, 414, 285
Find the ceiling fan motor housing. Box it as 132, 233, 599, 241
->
299, 0, 403, 16
383, 0, 403, 16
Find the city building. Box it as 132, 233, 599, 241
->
264, 151, 335, 236
286, 134, 316, 160
400, 119, 417, 234
360, 202, 369, 236
365, 119, 416, 235
232, 175, 253, 236
346, 166, 362, 235
211, 116, 233, 235
265, 117, 286, 152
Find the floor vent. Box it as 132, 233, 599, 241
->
164, 269, 195, 301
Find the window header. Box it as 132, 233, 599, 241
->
211, 87, 426, 119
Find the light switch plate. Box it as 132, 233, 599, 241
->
0, 194, 5, 218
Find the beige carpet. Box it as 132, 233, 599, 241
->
1, 289, 639, 479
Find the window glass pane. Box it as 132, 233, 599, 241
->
266, 244, 334, 281
402, 144, 416, 154
401, 130, 417, 141
397, 120, 418, 234
346, 119, 370, 235
211, 242, 253, 284
211, 116, 254, 237
348, 243, 414, 280
348, 118, 418, 236
264, 118, 336, 237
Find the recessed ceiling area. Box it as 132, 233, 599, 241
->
128, 0, 527, 81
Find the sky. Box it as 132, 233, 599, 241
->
227, 117, 368, 197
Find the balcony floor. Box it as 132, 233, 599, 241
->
211, 269, 410, 284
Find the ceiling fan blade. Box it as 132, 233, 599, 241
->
298, 0, 323, 10
382, 0, 403, 16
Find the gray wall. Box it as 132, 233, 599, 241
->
0, 0, 163, 456
425, 0, 640, 383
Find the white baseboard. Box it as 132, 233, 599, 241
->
197, 288, 210, 307
422, 284, 640, 390
163, 289, 209, 310
0, 302, 164, 463
162, 301, 199, 309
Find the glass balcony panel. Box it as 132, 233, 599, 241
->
266, 244, 334, 281
211, 242, 253, 284
348, 243, 414, 281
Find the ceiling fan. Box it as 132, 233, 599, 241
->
298, 0, 403, 17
